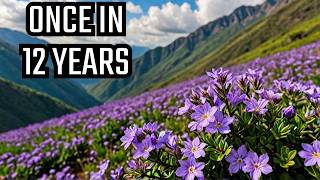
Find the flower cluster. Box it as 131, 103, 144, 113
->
226, 145, 272, 180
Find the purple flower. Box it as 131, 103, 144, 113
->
133, 136, 155, 159
283, 105, 296, 119
90, 172, 104, 180
257, 89, 282, 104
90, 160, 110, 180
156, 131, 171, 149
206, 110, 234, 134
167, 135, 178, 149
128, 160, 150, 171
298, 140, 320, 166
244, 98, 269, 115
56, 172, 65, 180
120, 125, 138, 150
191, 88, 206, 104
176, 157, 205, 180
143, 123, 158, 134
207, 68, 233, 88
227, 90, 247, 106
226, 145, 248, 173
181, 137, 207, 159
99, 160, 110, 174
179, 99, 193, 115
189, 102, 217, 131
110, 167, 124, 180
243, 152, 272, 180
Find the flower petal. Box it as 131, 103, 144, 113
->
229, 163, 240, 174
176, 167, 187, 177
298, 150, 312, 159
259, 154, 269, 165
305, 158, 317, 166
261, 164, 272, 174
252, 169, 262, 180
302, 143, 314, 152
238, 145, 248, 157
313, 141, 320, 151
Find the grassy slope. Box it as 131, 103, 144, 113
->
164, 0, 320, 84
90, 13, 262, 101
0, 78, 75, 132
110, 24, 248, 100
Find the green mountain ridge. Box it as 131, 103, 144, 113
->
0, 77, 74, 133
91, 0, 320, 101
89, 0, 284, 101
0, 39, 100, 109
167, 0, 320, 83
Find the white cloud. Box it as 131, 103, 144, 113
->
0, 0, 266, 47
0, 0, 77, 32
126, 1, 142, 14
195, 0, 265, 24
128, 2, 199, 35
0, 0, 27, 31
124, 0, 265, 47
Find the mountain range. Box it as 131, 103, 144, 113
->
0, 77, 75, 132
90, 0, 320, 101
0, 28, 149, 87
0, 27, 149, 131
0, 32, 99, 109
88, 0, 280, 101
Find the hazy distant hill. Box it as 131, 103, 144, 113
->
0, 28, 48, 47
0, 28, 148, 87
0, 77, 74, 133
0, 38, 99, 109
90, 0, 285, 101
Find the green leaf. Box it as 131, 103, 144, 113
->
305, 166, 320, 179
288, 150, 297, 160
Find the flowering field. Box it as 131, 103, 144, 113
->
0, 42, 319, 179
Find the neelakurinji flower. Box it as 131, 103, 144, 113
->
227, 90, 247, 106
206, 110, 234, 134
243, 152, 272, 180
257, 89, 282, 104
181, 137, 207, 159
133, 136, 155, 159
167, 135, 178, 149
189, 102, 217, 131
120, 125, 138, 150
207, 68, 233, 88
128, 160, 150, 171
283, 105, 296, 118
244, 98, 269, 115
90, 160, 110, 180
110, 167, 124, 180
298, 140, 320, 166
179, 99, 193, 115
191, 88, 206, 104
143, 122, 158, 134
226, 145, 248, 173
176, 157, 205, 180
155, 131, 171, 149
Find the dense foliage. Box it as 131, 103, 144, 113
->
0, 42, 319, 179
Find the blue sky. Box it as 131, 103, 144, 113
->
128, 0, 197, 11
2, 0, 265, 47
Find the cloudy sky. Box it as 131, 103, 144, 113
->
0, 0, 264, 47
